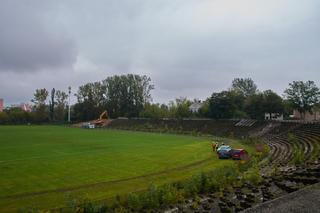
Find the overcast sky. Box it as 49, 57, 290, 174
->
0, 0, 319, 105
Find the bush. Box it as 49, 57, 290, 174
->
66, 197, 99, 213
0, 109, 35, 124
159, 184, 183, 205
127, 193, 142, 210
243, 166, 262, 185
126, 183, 184, 211
0, 112, 9, 124
140, 184, 161, 209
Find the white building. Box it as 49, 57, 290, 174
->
264, 113, 283, 121
189, 100, 204, 113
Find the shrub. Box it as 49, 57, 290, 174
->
65, 196, 99, 213
0, 112, 9, 124
184, 176, 201, 197
141, 184, 161, 209
127, 193, 142, 210
243, 166, 262, 185
159, 184, 183, 205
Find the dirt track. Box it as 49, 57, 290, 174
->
1, 157, 213, 200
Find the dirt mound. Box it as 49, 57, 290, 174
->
72, 119, 112, 128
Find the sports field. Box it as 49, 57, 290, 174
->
0, 126, 250, 212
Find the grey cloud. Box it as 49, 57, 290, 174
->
0, 0, 319, 104
0, 1, 77, 72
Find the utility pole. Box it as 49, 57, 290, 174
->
68, 86, 71, 123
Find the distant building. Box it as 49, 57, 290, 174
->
293, 110, 320, 122
10, 103, 33, 112
21, 103, 32, 112
0, 99, 3, 112
189, 100, 204, 113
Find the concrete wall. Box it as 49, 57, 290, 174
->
107, 118, 267, 138
293, 110, 320, 121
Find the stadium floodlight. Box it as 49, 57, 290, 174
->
68, 86, 71, 123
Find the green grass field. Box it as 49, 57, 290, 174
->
0, 126, 252, 212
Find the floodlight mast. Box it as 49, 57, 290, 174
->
68, 86, 71, 123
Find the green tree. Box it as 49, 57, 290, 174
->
198, 99, 210, 117
283, 99, 294, 118
168, 97, 192, 118
4, 107, 33, 124
55, 90, 68, 121
244, 93, 265, 119
76, 82, 106, 107
208, 91, 245, 119
139, 103, 169, 119
103, 74, 154, 118
0, 112, 9, 124
313, 103, 320, 113
284, 81, 320, 118
73, 74, 154, 120
231, 78, 258, 97
32, 88, 49, 106
74, 82, 106, 121
31, 88, 49, 122
49, 88, 56, 121
262, 90, 284, 118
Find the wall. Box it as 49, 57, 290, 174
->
293, 110, 320, 121
107, 118, 267, 138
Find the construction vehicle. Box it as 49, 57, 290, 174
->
77, 111, 110, 128
90, 111, 109, 127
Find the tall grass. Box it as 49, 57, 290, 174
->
62, 159, 262, 213
288, 133, 305, 165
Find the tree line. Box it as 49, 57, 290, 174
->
140, 78, 320, 120
0, 88, 69, 124
0, 75, 319, 124
73, 74, 154, 120
0, 74, 153, 124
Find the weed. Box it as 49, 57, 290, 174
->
288, 133, 305, 165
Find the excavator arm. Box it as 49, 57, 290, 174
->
99, 111, 108, 120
